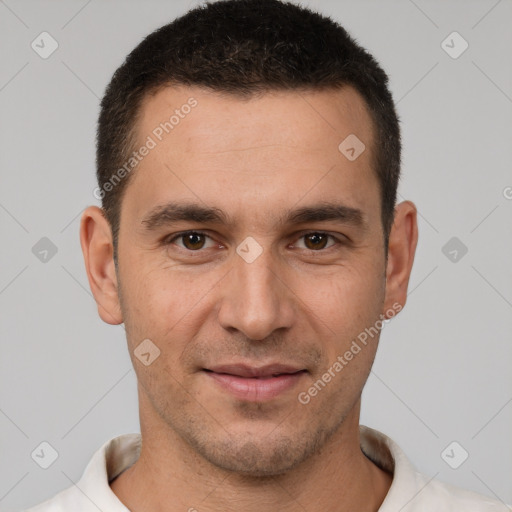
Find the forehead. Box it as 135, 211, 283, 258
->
122, 84, 379, 231
137, 84, 375, 156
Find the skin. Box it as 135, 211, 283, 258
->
80, 84, 418, 512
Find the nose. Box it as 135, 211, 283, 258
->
217, 241, 295, 341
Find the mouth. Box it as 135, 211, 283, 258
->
202, 364, 307, 402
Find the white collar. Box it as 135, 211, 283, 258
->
28, 426, 506, 511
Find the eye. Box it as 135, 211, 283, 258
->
167, 231, 216, 251
294, 232, 339, 251
165, 230, 343, 254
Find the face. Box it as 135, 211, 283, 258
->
82, 84, 417, 477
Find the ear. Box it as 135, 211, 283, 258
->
382, 200, 418, 316
79, 206, 123, 325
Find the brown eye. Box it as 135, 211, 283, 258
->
167, 231, 214, 251
303, 232, 330, 250
181, 232, 206, 250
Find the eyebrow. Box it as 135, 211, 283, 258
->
140, 201, 366, 232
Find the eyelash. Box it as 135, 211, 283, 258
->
165, 230, 344, 253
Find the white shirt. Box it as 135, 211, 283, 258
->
25, 426, 509, 511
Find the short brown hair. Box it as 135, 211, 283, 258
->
96, 0, 401, 258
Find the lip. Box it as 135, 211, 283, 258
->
206, 363, 304, 378
203, 364, 307, 402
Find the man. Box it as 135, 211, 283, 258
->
26, 0, 508, 510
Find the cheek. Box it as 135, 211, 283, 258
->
299, 267, 385, 386
300, 272, 383, 408
119, 259, 219, 350
306, 262, 384, 330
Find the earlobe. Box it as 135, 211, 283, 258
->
383, 201, 418, 316
79, 206, 123, 325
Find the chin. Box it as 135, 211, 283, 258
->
189, 426, 335, 477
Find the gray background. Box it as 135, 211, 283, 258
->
1, 0, 511, 510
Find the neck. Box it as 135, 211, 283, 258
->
110, 398, 392, 512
